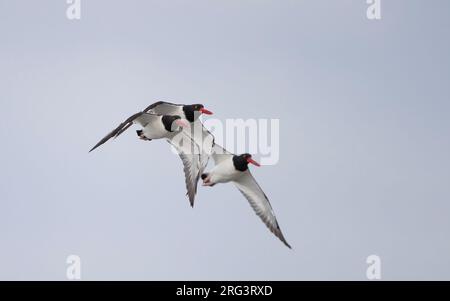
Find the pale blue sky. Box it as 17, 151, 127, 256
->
0, 0, 449, 280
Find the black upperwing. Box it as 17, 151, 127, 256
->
144, 101, 183, 116
89, 112, 144, 153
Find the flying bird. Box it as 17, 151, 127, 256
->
89, 101, 214, 207
201, 144, 291, 249
89, 111, 188, 153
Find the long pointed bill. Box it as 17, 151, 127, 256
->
247, 158, 261, 167
200, 108, 213, 115
175, 119, 190, 128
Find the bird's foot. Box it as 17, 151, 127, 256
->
136, 130, 151, 141
201, 174, 215, 187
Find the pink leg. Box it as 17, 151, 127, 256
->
202, 176, 215, 187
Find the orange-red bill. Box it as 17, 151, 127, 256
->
247, 158, 261, 167
200, 108, 213, 115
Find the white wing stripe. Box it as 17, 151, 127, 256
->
233, 172, 291, 248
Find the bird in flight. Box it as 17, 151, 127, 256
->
200, 136, 291, 248
89, 101, 291, 248
89, 101, 214, 207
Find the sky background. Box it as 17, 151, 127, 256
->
0, 0, 449, 280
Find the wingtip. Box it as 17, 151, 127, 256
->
277, 229, 292, 249
186, 192, 195, 208
279, 237, 292, 249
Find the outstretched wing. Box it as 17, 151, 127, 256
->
167, 120, 216, 205
233, 171, 291, 248
168, 131, 203, 207
188, 120, 215, 170
89, 112, 159, 152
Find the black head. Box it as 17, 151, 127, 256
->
161, 115, 182, 132
182, 104, 213, 122
232, 153, 261, 172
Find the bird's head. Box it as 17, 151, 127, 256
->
183, 104, 213, 122
233, 153, 261, 171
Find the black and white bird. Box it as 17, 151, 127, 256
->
143, 101, 213, 123
201, 144, 291, 249
89, 110, 189, 153
89, 101, 215, 207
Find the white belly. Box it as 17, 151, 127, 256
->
142, 123, 170, 139
209, 159, 242, 184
